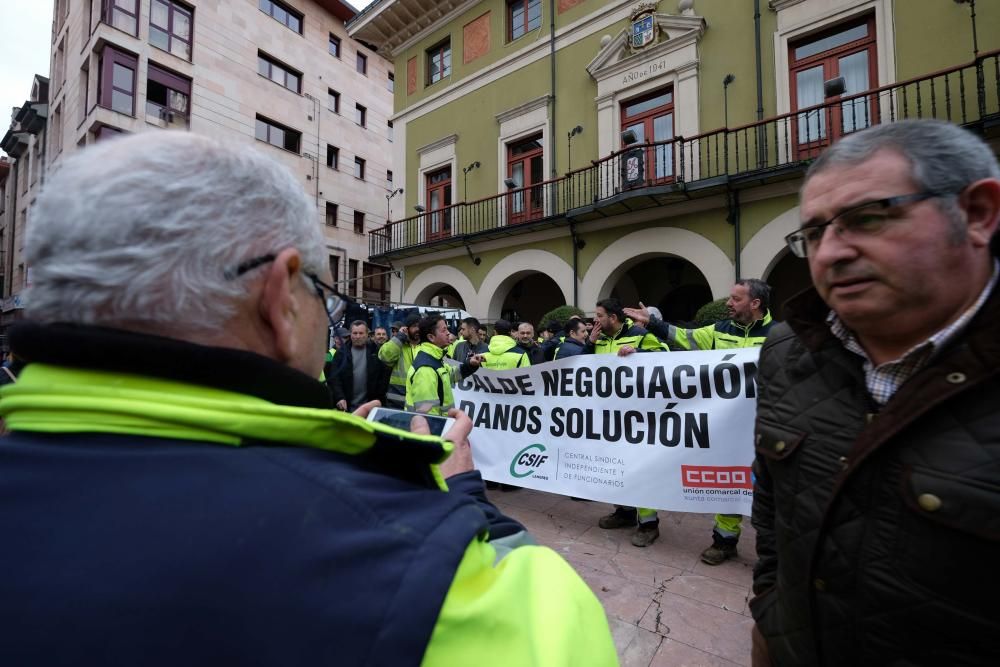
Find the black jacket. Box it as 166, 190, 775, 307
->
450, 339, 488, 363
750, 274, 1000, 666
554, 338, 587, 360
331, 341, 389, 409
540, 337, 561, 362
523, 342, 545, 365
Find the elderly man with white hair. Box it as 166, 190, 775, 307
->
0, 132, 617, 667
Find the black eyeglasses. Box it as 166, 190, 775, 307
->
785, 191, 952, 258
224, 253, 347, 327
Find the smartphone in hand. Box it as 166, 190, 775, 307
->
366, 407, 456, 437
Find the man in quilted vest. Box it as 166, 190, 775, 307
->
749, 119, 1000, 666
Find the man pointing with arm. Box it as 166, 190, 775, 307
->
625, 279, 775, 565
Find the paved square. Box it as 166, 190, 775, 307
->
489, 488, 755, 667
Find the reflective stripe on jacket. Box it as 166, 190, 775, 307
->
378, 335, 419, 407
405, 342, 462, 416
0, 327, 620, 667
592, 319, 662, 355
650, 311, 775, 350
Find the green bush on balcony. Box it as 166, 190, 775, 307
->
537, 305, 585, 332
694, 298, 729, 326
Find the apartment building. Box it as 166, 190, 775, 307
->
1, 0, 397, 337
0, 75, 50, 335
348, 0, 999, 325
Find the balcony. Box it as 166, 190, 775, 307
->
370, 49, 1000, 262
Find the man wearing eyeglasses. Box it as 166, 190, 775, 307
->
749, 119, 1000, 667
0, 132, 618, 667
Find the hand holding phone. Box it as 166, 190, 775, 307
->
366, 407, 456, 437
365, 407, 473, 478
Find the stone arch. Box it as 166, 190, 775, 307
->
580, 227, 733, 309
740, 206, 800, 280
402, 265, 477, 309
477, 249, 575, 320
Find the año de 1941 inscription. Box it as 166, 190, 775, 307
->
622, 59, 668, 86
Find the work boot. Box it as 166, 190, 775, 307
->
700, 534, 739, 565
598, 506, 638, 529
630, 522, 660, 547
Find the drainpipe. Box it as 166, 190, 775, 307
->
306, 93, 321, 207
5, 162, 19, 298
754, 0, 765, 167
569, 221, 583, 308
549, 0, 557, 178
728, 190, 741, 281
754, 0, 764, 121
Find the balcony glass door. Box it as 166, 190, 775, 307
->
425, 167, 451, 241
507, 134, 544, 224
620, 88, 674, 184
790, 15, 877, 158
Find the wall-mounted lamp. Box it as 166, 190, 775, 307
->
567, 125, 583, 171
464, 243, 481, 266
385, 187, 403, 221
953, 0, 979, 59
413, 204, 426, 213
620, 128, 638, 146
722, 73, 735, 127
462, 161, 480, 200
823, 76, 846, 99
504, 177, 518, 189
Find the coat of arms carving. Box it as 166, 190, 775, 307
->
629, 2, 660, 52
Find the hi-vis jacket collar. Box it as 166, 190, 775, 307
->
1, 363, 451, 461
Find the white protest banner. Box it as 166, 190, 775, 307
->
453, 347, 760, 516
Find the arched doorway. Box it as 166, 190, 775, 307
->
608, 256, 712, 325
403, 265, 477, 312
426, 285, 465, 310
765, 251, 812, 320
499, 272, 564, 326
478, 249, 575, 322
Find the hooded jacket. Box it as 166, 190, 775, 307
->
480, 334, 530, 370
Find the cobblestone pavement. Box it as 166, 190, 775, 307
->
488, 488, 756, 667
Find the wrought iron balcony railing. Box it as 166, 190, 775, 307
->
370, 49, 1000, 260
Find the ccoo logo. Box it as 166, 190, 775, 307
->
510, 444, 549, 479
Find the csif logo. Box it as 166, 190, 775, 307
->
510, 444, 549, 479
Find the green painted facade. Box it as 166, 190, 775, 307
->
357, 0, 998, 317
404, 190, 799, 294
397, 0, 993, 206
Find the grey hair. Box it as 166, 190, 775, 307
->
735, 278, 771, 311
25, 131, 325, 332
804, 120, 1000, 230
